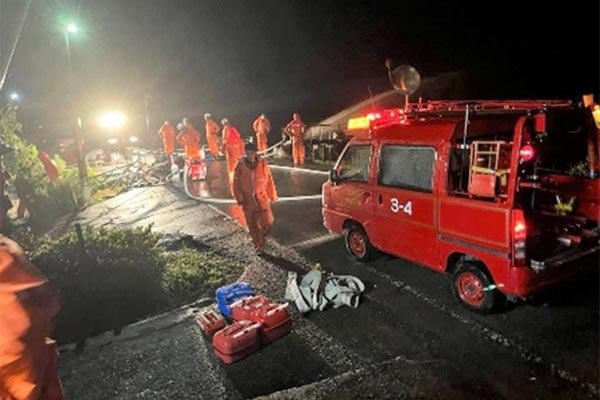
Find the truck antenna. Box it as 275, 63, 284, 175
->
367, 86, 376, 111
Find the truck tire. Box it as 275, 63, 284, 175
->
344, 224, 374, 262
452, 262, 503, 314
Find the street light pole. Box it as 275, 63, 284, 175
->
64, 23, 90, 201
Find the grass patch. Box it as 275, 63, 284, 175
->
16, 226, 244, 344
162, 247, 243, 305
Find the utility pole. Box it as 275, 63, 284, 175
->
64, 23, 90, 202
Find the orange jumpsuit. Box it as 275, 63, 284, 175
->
285, 119, 306, 165
157, 123, 177, 154
252, 117, 271, 153
0, 238, 62, 400
221, 125, 244, 184
176, 127, 201, 159
233, 157, 278, 253
205, 119, 221, 156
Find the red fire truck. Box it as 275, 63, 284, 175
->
322, 100, 599, 313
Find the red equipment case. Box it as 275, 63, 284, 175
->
195, 309, 226, 335
186, 158, 207, 181
230, 295, 271, 321
213, 320, 261, 364
250, 303, 292, 344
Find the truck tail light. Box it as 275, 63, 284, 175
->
519, 145, 535, 162
513, 210, 527, 266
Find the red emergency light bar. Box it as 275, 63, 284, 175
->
347, 108, 407, 131
367, 108, 404, 121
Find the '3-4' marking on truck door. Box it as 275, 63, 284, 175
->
390, 198, 412, 215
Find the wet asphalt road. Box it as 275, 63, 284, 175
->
185, 160, 328, 245
186, 159, 599, 399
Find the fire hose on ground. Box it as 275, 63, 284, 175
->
181, 138, 327, 203
182, 164, 323, 204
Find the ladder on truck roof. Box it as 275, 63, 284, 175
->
405, 99, 573, 115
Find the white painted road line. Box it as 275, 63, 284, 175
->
291, 234, 339, 250
270, 164, 330, 175
183, 166, 322, 204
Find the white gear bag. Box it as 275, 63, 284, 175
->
285, 270, 365, 313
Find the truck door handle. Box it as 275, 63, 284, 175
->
378, 194, 383, 204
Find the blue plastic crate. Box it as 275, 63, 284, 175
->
215, 282, 255, 318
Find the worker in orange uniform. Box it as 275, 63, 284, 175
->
157, 120, 177, 161
204, 113, 221, 157
233, 142, 278, 255
252, 114, 271, 153
583, 94, 600, 175
0, 236, 64, 400
176, 118, 201, 159
284, 112, 307, 165
220, 118, 244, 192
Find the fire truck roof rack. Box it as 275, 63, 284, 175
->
405, 99, 573, 115
345, 100, 575, 134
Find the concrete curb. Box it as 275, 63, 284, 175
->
249, 354, 442, 400
58, 297, 213, 353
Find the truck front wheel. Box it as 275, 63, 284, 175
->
452, 262, 503, 314
344, 224, 374, 262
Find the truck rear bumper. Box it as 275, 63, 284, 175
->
530, 244, 599, 271
508, 245, 599, 298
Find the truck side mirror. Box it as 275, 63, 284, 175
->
329, 169, 339, 184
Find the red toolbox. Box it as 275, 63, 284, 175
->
230, 295, 271, 321
251, 303, 292, 344
213, 320, 261, 364
195, 308, 226, 335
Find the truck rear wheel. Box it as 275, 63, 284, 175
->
452, 262, 503, 314
344, 224, 374, 262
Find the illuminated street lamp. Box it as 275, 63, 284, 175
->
98, 111, 126, 131
66, 23, 78, 34
99, 111, 129, 159
9, 92, 19, 101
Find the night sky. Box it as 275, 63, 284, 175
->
0, 0, 598, 147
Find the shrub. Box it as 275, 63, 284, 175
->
0, 105, 101, 232
25, 226, 166, 343
19, 226, 244, 344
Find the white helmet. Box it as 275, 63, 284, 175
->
204, 113, 211, 119
176, 122, 185, 131
221, 118, 229, 125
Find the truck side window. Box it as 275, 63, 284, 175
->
379, 146, 435, 192
337, 145, 372, 182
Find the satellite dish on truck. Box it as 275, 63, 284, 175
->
385, 59, 421, 109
